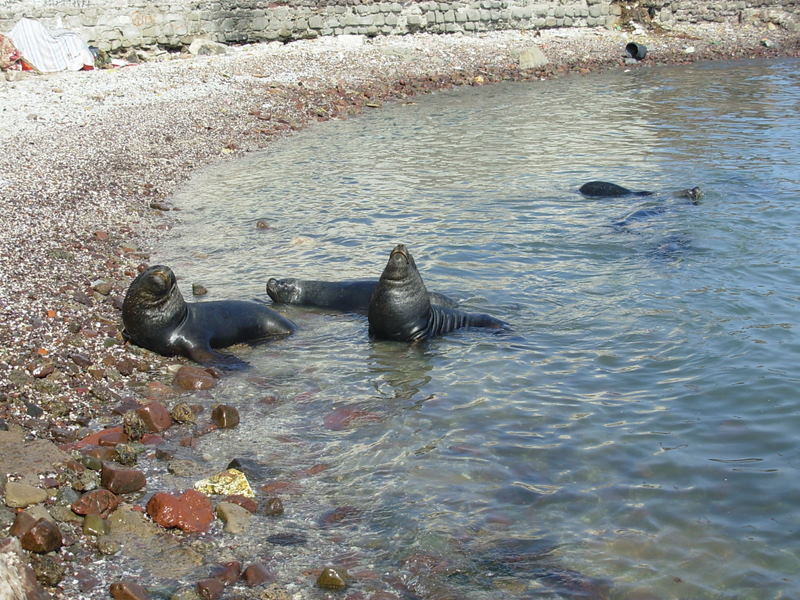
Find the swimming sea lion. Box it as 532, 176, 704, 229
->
266, 277, 458, 313
579, 181, 654, 197
367, 245, 509, 342
123, 265, 296, 366
612, 186, 703, 229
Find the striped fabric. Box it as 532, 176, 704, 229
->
8, 18, 93, 73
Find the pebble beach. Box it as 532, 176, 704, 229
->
1, 22, 799, 599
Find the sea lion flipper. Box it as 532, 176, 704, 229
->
186, 345, 250, 370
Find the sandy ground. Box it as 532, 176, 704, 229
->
0, 22, 798, 598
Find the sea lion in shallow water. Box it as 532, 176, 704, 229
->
367, 245, 509, 342
266, 277, 458, 313
579, 181, 654, 198
611, 186, 703, 229
123, 265, 296, 366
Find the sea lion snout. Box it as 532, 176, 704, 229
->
389, 244, 409, 261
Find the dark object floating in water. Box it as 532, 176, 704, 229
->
625, 42, 647, 60
579, 181, 654, 197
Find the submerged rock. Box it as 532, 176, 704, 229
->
215, 501, 252, 534
316, 566, 348, 590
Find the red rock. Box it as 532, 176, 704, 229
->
101, 463, 147, 494
143, 381, 177, 400
174, 365, 217, 391
196, 577, 224, 599
82, 446, 118, 461
10, 511, 38, 538
241, 562, 274, 586
323, 406, 382, 431
75, 426, 124, 448
136, 401, 173, 432
98, 429, 129, 446
209, 561, 241, 585
71, 489, 122, 518
260, 481, 300, 495
223, 494, 257, 513
210, 404, 239, 428
146, 489, 213, 533
301, 463, 331, 477
140, 433, 164, 445
109, 580, 151, 600
20, 518, 63, 553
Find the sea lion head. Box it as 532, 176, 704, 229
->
122, 265, 187, 345
381, 244, 418, 281
266, 278, 302, 304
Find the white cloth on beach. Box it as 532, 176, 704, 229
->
8, 18, 93, 72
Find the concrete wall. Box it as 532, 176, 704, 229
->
1, 0, 798, 51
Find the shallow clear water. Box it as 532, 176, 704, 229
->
157, 58, 800, 599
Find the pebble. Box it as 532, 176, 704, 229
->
136, 401, 174, 432
71, 489, 122, 518
110, 580, 152, 600
215, 501, 252, 534
174, 365, 218, 391
100, 462, 147, 494
146, 489, 214, 533
4, 481, 48, 508
20, 518, 63, 553
242, 562, 275, 586
210, 404, 239, 428
263, 496, 285, 516
316, 566, 348, 590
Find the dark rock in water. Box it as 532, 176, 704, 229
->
211, 404, 239, 429
262, 497, 285, 516
266, 532, 307, 546
196, 577, 224, 599
209, 560, 241, 585
319, 505, 362, 527
241, 562, 275, 586
227, 457, 278, 482
109, 580, 152, 600
316, 566, 348, 590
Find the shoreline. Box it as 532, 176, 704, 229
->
1, 23, 799, 598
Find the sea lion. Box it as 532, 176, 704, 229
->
579, 181, 654, 197
612, 186, 702, 229
266, 277, 458, 313
122, 265, 296, 366
367, 245, 509, 342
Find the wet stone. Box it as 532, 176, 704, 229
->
81, 447, 115, 466
316, 566, 348, 590
223, 494, 257, 513
10, 510, 38, 537
191, 283, 208, 296
209, 560, 241, 585
196, 577, 224, 600
137, 401, 173, 432
115, 441, 145, 465
174, 365, 217, 391
30, 553, 66, 586
241, 562, 274, 586
97, 536, 122, 555
82, 513, 108, 536
146, 489, 213, 533
210, 404, 239, 428
123, 410, 148, 441
4, 481, 48, 508
71, 489, 122, 518
263, 497, 284, 516
215, 501, 252, 534
170, 401, 197, 423
21, 518, 63, 553
110, 580, 152, 600
101, 462, 146, 494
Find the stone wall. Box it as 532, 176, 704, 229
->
0, 0, 797, 51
